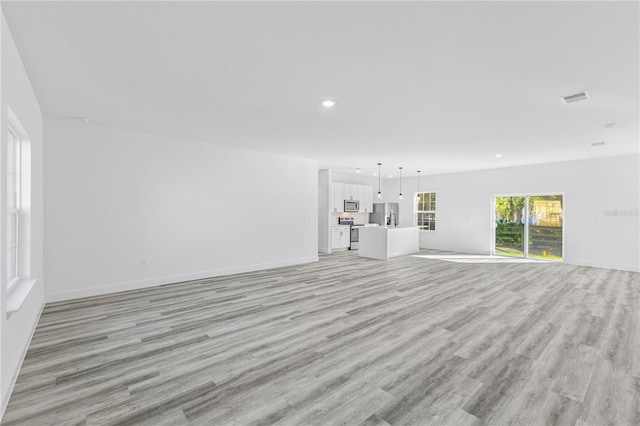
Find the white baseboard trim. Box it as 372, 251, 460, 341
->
45, 256, 319, 303
419, 245, 489, 256
1, 302, 45, 420
564, 258, 640, 272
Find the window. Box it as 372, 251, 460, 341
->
5, 109, 34, 313
417, 192, 436, 231
7, 126, 21, 289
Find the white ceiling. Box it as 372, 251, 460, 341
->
2, 1, 638, 177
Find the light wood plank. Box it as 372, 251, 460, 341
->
2, 250, 639, 425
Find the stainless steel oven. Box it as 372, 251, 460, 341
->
338, 217, 363, 250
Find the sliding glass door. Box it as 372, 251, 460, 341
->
494, 194, 563, 261
528, 195, 563, 260
494, 196, 526, 257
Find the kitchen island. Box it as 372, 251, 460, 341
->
358, 226, 420, 260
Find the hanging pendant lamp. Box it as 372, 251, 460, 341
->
377, 163, 383, 199
398, 167, 403, 200
417, 170, 421, 199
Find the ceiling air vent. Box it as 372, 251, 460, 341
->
561, 90, 591, 104
590, 141, 606, 147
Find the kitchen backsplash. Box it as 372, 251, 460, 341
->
332, 212, 370, 224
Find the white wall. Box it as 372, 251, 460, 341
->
332, 171, 377, 187
0, 12, 45, 415
318, 169, 331, 253
389, 155, 640, 271
44, 118, 318, 301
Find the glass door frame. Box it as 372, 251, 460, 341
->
491, 192, 565, 261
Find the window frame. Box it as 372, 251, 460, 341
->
7, 125, 22, 290
416, 192, 436, 231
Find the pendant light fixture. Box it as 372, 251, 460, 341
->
376, 163, 383, 199
417, 170, 421, 199
398, 167, 403, 200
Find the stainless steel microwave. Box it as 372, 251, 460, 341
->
344, 200, 360, 212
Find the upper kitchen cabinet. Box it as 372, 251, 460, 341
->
331, 183, 345, 212
344, 184, 358, 201
331, 182, 374, 213
358, 185, 374, 213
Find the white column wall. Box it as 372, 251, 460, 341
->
1, 12, 45, 415
318, 169, 331, 254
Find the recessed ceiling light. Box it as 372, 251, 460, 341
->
388, 174, 393, 178
322, 100, 336, 108
373, 172, 378, 176
590, 141, 607, 147
355, 168, 361, 173
495, 154, 503, 158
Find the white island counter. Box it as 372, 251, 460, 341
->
358, 226, 420, 260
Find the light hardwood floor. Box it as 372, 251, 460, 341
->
2, 250, 640, 425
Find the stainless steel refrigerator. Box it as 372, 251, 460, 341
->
369, 203, 400, 227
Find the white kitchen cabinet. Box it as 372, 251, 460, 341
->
331, 226, 351, 249
365, 189, 374, 212
331, 182, 373, 213
344, 184, 357, 201
358, 185, 374, 213
358, 226, 419, 260
331, 183, 345, 212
